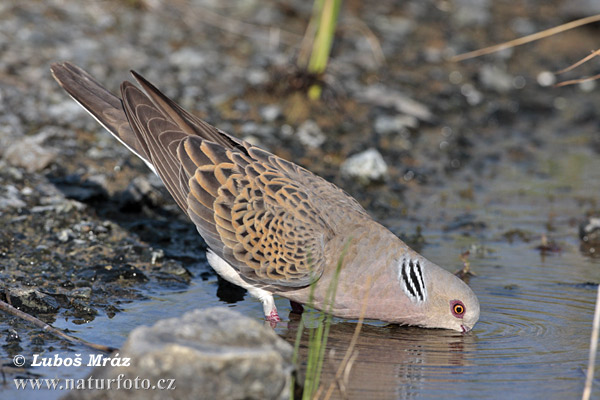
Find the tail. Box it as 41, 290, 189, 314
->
50, 62, 154, 171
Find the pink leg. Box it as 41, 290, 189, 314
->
266, 308, 280, 328
290, 300, 304, 314
267, 308, 280, 322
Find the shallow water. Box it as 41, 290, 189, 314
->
4, 138, 600, 400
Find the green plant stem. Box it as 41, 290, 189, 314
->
304, 0, 342, 100
300, 240, 350, 399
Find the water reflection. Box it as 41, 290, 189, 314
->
283, 315, 477, 398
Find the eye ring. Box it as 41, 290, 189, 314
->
450, 300, 465, 318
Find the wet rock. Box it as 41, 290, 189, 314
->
297, 120, 326, 148
70, 287, 93, 300
70, 299, 99, 321
443, 214, 487, 232
90, 264, 149, 283
6, 287, 60, 314
64, 308, 293, 400
580, 217, 600, 244
6, 328, 20, 343
341, 148, 388, 185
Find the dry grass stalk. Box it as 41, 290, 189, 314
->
451, 14, 600, 62
582, 284, 600, 400
554, 48, 600, 87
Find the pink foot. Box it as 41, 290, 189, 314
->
290, 300, 304, 314
266, 309, 280, 328
267, 309, 280, 322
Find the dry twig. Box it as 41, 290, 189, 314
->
0, 298, 116, 353
451, 14, 600, 62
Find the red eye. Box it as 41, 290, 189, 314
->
451, 300, 465, 318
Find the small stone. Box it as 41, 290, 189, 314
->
297, 120, 326, 148
246, 68, 269, 85
70, 287, 92, 300
3, 136, 58, 172
170, 47, 208, 69
374, 115, 418, 135
358, 85, 433, 122
7, 287, 60, 314
479, 64, 513, 93
151, 249, 165, 264
260, 105, 282, 122
0, 185, 26, 210
452, 0, 491, 26
580, 217, 600, 244
341, 148, 388, 184
57, 229, 74, 243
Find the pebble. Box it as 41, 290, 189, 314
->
479, 64, 514, 93
374, 114, 418, 135
358, 84, 433, 122
0, 185, 26, 210
341, 148, 388, 184
260, 104, 282, 122
297, 120, 326, 148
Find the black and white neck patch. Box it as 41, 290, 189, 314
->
398, 258, 427, 303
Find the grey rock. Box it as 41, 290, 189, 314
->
120, 175, 154, 205
246, 68, 270, 86
479, 65, 513, 93
3, 135, 58, 173
260, 105, 282, 122
580, 217, 600, 244
0, 185, 26, 210
297, 120, 326, 148
452, 0, 491, 26
170, 47, 208, 70
63, 308, 293, 400
562, 0, 600, 18
47, 99, 88, 127
374, 114, 418, 135
7, 287, 60, 314
341, 148, 388, 185
357, 84, 433, 122
70, 287, 93, 300
57, 228, 74, 243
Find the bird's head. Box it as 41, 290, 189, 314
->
396, 255, 480, 332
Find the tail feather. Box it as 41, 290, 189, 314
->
50, 62, 153, 170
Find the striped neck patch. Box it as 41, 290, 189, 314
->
398, 258, 427, 303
